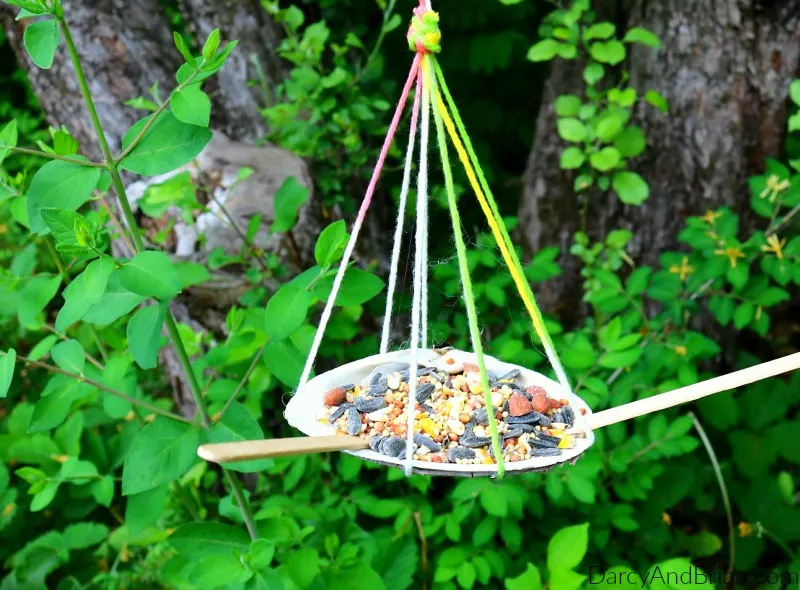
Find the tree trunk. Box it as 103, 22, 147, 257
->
519, 0, 800, 321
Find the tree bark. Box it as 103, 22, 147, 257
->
519, 0, 800, 321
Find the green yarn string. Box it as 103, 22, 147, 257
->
425, 57, 505, 478
407, 10, 442, 54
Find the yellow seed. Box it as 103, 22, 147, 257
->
558, 435, 575, 449
418, 418, 440, 437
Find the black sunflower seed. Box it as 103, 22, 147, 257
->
369, 435, 384, 452
497, 369, 521, 382
528, 434, 559, 448
414, 433, 441, 452
504, 427, 524, 439
562, 406, 575, 426
329, 403, 354, 423
355, 397, 387, 413
551, 410, 565, 424
415, 383, 436, 403
421, 404, 435, 414
380, 437, 406, 458
531, 447, 562, 457
460, 435, 492, 448
340, 383, 355, 391
473, 408, 489, 425
507, 412, 543, 425
346, 408, 361, 435
447, 447, 476, 462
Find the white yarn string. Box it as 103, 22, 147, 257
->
380, 77, 422, 355
419, 159, 429, 349
405, 61, 431, 477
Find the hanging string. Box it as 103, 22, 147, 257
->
424, 55, 506, 478
296, 54, 421, 395
431, 59, 583, 421
380, 72, 423, 355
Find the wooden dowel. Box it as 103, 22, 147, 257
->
584, 352, 800, 430
197, 435, 369, 464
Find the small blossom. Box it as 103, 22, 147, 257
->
673, 345, 688, 357
738, 522, 753, 537
715, 246, 746, 268
700, 209, 723, 224
761, 234, 786, 260
662, 512, 672, 526
669, 256, 695, 281
759, 175, 790, 203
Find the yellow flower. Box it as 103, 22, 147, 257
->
2, 503, 14, 517
759, 175, 790, 203
715, 246, 745, 268
738, 522, 752, 537
700, 210, 723, 224
673, 345, 687, 357
662, 512, 672, 526
761, 234, 786, 260
669, 256, 695, 281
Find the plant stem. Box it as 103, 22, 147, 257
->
60, 13, 257, 539
4, 146, 106, 167
223, 468, 259, 540
7, 353, 196, 426
218, 343, 265, 420
173, 481, 201, 521
43, 324, 104, 371
689, 412, 735, 580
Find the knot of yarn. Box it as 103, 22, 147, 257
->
407, 9, 441, 54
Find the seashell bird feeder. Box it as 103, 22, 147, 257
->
197, 1, 800, 478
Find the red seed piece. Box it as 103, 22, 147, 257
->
548, 398, 561, 410
509, 393, 534, 417
323, 387, 347, 407
463, 363, 480, 374
525, 385, 547, 396
532, 392, 548, 413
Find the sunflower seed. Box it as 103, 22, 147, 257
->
507, 412, 543, 425
414, 433, 441, 452
355, 397, 387, 413
340, 384, 355, 391
415, 383, 435, 403
369, 435, 384, 452
380, 437, 407, 458
497, 369, 521, 382
329, 403, 354, 423
504, 426, 524, 439
447, 447, 476, 462
528, 433, 559, 448
473, 408, 489, 425
460, 435, 492, 448
531, 447, 562, 457
346, 409, 361, 435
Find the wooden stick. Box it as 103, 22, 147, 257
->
197, 435, 369, 464
197, 353, 800, 465
583, 352, 800, 430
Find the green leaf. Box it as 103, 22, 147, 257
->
120, 112, 212, 176
791, 80, 800, 107
23, 18, 60, 69
122, 418, 201, 495
39, 208, 87, 250
584, 22, 615, 40
479, 487, 508, 517
264, 285, 310, 342
566, 476, 596, 503
17, 274, 62, 327
589, 40, 626, 64
623, 27, 661, 48
56, 256, 115, 331
560, 147, 586, 169
314, 267, 384, 306
596, 115, 624, 142
589, 147, 621, 172
208, 402, 274, 473
1, 349, 16, 399
169, 521, 251, 559
188, 553, 253, 589
457, 562, 476, 590
125, 484, 168, 534
173, 32, 196, 65
83, 271, 146, 326
0, 120, 18, 166
248, 539, 275, 570
26, 160, 102, 234
172, 86, 211, 127
598, 347, 642, 369
527, 39, 560, 62
557, 118, 587, 143
28, 376, 91, 433
202, 28, 221, 61
583, 63, 604, 85
315, 220, 349, 267
612, 171, 649, 205
263, 340, 304, 388
127, 302, 167, 370
30, 480, 60, 512
614, 127, 646, 157
92, 475, 114, 507
51, 339, 85, 375
63, 522, 109, 550
271, 177, 310, 233
246, 568, 285, 590
645, 89, 669, 113
175, 262, 211, 288
734, 302, 754, 329
555, 95, 582, 117
120, 251, 182, 299
55, 411, 83, 456
505, 564, 543, 590
547, 523, 589, 572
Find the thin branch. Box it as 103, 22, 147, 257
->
413, 512, 429, 590
771, 202, 800, 234
43, 324, 104, 371
2, 146, 106, 168
223, 468, 259, 540
217, 343, 266, 420
9, 353, 197, 426
689, 412, 735, 580
100, 199, 136, 255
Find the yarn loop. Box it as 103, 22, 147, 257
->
407, 9, 441, 54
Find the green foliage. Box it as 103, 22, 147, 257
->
0, 0, 798, 588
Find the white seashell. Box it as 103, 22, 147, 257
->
447, 419, 466, 436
